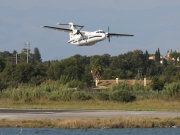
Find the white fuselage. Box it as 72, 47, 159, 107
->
68, 30, 106, 46
42, 22, 134, 46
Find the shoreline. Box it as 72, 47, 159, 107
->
0, 117, 180, 128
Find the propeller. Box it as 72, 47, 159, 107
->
57, 22, 84, 36
73, 25, 84, 36
107, 26, 110, 42
75, 30, 83, 36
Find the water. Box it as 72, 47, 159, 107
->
0, 128, 179, 135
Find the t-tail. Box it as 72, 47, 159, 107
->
57, 22, 84, 40
68, 22, 76, 39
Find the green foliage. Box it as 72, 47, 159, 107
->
155, 48, 161, 63
58, 90, 74, 101
96, 91, 109, 101
91, 58, 104, 80
173, 72, 180, 82
102, 68, 113, 79
0, 57, 6, 72
71, 91, 92, 101
1, 48, 180, 95
109, 90, 134, 102
169, 51, 180, 66
47, 57, 84, 82
132, 82, 144, 91
0, 80, 7, 93
108, 82, 132, 91
113, 69, 125, 79
68, 80, 84, 89
164, 82, 180, 98
82, 66, 94, 88
130, 90, 163, 100
150, 76, 165, 91
33, 48, 42, 63
46, 61, 63, 80
0, 63, 47, 87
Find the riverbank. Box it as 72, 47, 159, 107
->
0, 99, 180, 111
0, 117, 180, 128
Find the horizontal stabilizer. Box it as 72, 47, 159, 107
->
41, 26, 72, 32
57, 23, 84, 29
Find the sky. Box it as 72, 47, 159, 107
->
1, 0, 180, 61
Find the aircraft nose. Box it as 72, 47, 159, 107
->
103, 33, 106, 39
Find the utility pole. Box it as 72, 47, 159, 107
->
25, 42, 30, 63
16, 53, 18, 64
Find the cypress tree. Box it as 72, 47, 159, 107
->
155, 48, 160, 63
33, 48, 42, 63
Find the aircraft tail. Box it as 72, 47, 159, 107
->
57, 22, 84, 40
68, 22, 76, 39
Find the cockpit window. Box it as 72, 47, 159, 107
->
96, 30, 105, 33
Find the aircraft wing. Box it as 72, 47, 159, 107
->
42, 26, 72, 33
108, 33, 134, 37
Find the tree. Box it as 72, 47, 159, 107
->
169, 51, 180, 66
110, 56, 119, 70
155, 48, 160, 63
47, 57, 84, 82
151, 76, 164, 91
0, 63, 17, 87
0, 51, 13, 64
82, 66, 94, 88
46, 61, 64, 80
101, 53, 111, 67
102, 68, 113, 79
61, 57, 83, 81
91, 58, 104, 80
0, 63, 47, 87
29, 63, 47, 86
0, 57, 6, 72
13, 63, 34, 83
33, 47, 42, 63
162, 65, 177, 83
19, 48, 30, 63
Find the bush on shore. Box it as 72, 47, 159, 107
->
0, 81, 180, 102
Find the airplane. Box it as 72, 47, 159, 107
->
41, 22, 134, 46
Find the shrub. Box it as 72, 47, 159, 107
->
108, 82, 132, 91
132, 82, 144, 91
164, 82, 180, 98
109, 90, 135, 102
49, 95, 60, 101
71, 91, 92, 101
150, 76, 165, 91
68, 80, 84, 89
59, 90, 74, 101
96, 91, 109, 101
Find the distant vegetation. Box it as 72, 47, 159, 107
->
0, 47, 180, 102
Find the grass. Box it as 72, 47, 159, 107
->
0, 117, 180, 128
1, 82, 180, 128
0, 81, 179, 111
0, 99, 180, 111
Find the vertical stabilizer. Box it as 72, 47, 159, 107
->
69, 22, 75, 39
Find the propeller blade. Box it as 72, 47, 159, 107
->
74, 30, 84, 37
108, 26, 110, 42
